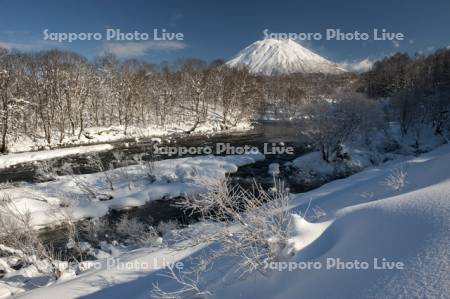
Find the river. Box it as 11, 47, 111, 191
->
2, 120, 316, 250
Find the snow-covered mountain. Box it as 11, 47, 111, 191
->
226, 38, 347, 75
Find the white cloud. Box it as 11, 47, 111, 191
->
103, 41, 186, 58
0, 40, 61, 51
0, 41, 36, 51
339, 58, 376, 73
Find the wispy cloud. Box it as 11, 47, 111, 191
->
1, 30, 31, 36
0, 41, 36, 51
103, 41, 186, 58
0, 40, 62, 51
339, 58, 376, 73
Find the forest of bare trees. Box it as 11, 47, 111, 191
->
0, 49, 265, 152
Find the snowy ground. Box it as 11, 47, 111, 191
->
4, 142, 449, 298
288, 125, 445, 187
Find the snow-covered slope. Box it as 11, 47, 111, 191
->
216, 145, 450, 298
11, 144, 450, 298
226, 38, 347, 75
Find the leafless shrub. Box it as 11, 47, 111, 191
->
133, 153, 157, 182
191, 178, 292, 276
81, 218, 111, 245
115, 216, 159, 246
60, 163, 112, 201
113, 151, 132, 190
0, 194, 61, 280
154, 178, 293, 298
157, 220, 180, 238
35, 160, 59, 181
151, 266, 210, 299
86, 154, 115, 190
57, 198, 87, 262
217, 179, 292, 276
384, 167, 408, 191
304, 205, 327, 222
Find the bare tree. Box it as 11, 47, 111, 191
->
303, 92, 383, 162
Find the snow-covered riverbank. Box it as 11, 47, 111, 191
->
6, 123, 253, 154
0, 152, 264, 228
0, 144, 114, 169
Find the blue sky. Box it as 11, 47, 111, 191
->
0, 0, 449, 64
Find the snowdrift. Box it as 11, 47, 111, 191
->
11, 145, 450, 298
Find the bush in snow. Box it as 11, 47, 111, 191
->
133, 153, 157, 182
306, 205, 327, 222
85, 154, 115, 191
59, 161, 113, 201
34, 160, 59, 181
152, 265, 210, 299
154, 178, 295, 298
188, 178, 293, 275
384, 167, 408, 191
0, 195, 62, 280
115, 216, 160, 247
157, 220, 180, 238
81, 218, 111, 245
112, 151, 132, 190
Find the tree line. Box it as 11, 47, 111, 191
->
0, 49, 263, 152
360, 48, 450, 137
